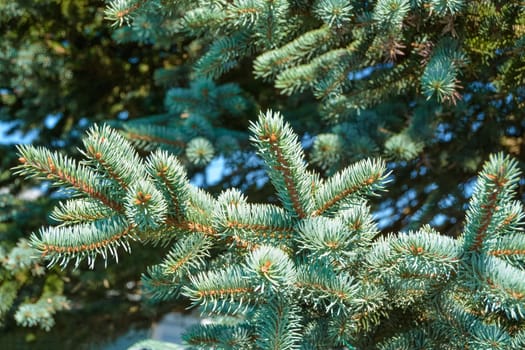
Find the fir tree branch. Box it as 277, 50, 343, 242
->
142, 265, 187, 302
194, 31, 253, 79
244, 245, 296, 295
473, 255, 525, 320
347, 282, 389, 332
82, 124, 145, 191
253, 0, 290, 50
122, 125, 186, 152
30, 216, 134, 268
50, 199, 114, 225
297, 216, 358, 267
183, 266, 256, 314
217, 203, 295, 249
166, 218, 218, 237
124, 179, 168, 231
254, 297, 302, 350
295, 261, 359, 316
313, 0, 354, 29
15, 145, 123, 212
147, 150, 190, 221
174, 187, 218, 236
105, 0, 149, 27
367, 227, 462, 284
183, 323, 255, 349
337, 203, 379, 246
488, 232, 525, 269
161, 234, 212, 277
249, 110, 314, 218
312, 158, 388, 216
253, 26, 334, 80
463, 153, 521, 253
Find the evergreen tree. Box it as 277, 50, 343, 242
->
100, 0, 525, 234
15, 110, 525, 348
4, 0, 525, 341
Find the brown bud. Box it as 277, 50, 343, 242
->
261, 260, 272, 273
